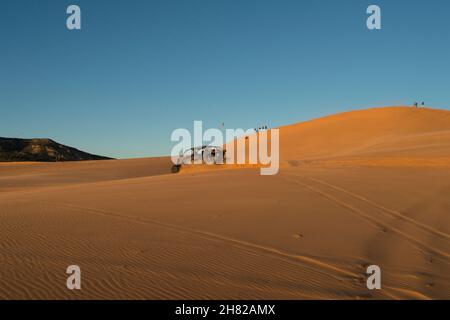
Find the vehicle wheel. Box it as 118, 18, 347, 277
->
171, 164, 181, 173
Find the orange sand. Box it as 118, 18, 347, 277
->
0, 106, 449, 299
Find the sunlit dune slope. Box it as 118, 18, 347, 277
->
280, 106, 450, 161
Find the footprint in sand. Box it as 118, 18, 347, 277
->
287, 160, 300, 167
380, 227, 388, 233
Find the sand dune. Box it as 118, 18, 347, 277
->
280, 106, 450, 161
0, 106, 449, 299
0, 157, 172, 193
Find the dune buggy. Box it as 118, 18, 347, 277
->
171, 145, 226, 173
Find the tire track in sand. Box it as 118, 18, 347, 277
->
308, 177, 450, 242
45, 201, 360, 283
302, 176, 450, 297
282, 177, 450, 263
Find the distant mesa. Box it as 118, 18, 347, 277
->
0, 137, 112, 162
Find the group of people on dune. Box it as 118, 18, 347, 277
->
414, 101, 425, 107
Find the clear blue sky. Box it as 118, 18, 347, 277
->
1, 0, 449, 158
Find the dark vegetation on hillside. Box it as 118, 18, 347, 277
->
0, 137, 112, 162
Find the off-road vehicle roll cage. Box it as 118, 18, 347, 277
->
171, 145, 226, 173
